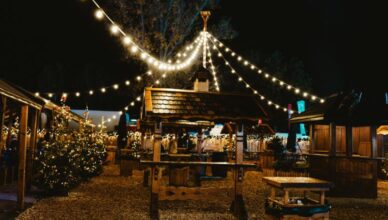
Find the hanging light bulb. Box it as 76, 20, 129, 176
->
237, 56, 242, 61
140, 52, 147, 59
136, 76, 142, 81
260, 96, 265, 100
94, 9, 104, 20
89, 90, 94, 95
231, 52, 236, 56
265, 74, 269, 78
311, 96, 317, 101
130, 46, 138, 53
110, 25, 120, 35
287, 85, 292, 90
303, 92, 308, 97
101, 88, 106, 93
123, 36, 131, 45
272, 77, 277, 82
155, 80, 160, 85
245, 84, 250, 88
75, 92, 80, 97
250, 65, 255, 70
320, 99, 325, 103
283, 108, 287, 112
124, 106, 128, 111
295, 88, 300, 94
125, 80, 130, 86
113, 84, 119, 90
119, 111, 123, 115
147, 71, 153, 75
268, 101, 272, 105
35, 92, 40, 97
238, 77, 243, 81
244, 61, 249, 65
162, 74, 167, 78
231, 70, 236, 74
107, 118, 111, 122
225, 48, 230, 52
130, 101, 135, 106
258, 69, 262, 74
275, 105, 279, 109
254, 90, 258, 94
48, 93, 53, 98
279, 81, 284, 86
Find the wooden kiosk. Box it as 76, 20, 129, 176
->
291, 91, 388, 198
0, 79, 43, 209
140, 67, 271, 219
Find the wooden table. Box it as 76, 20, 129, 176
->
262, 177, 332, 219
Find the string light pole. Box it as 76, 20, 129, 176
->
201, 11, 211, 68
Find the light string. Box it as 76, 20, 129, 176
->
207, 35, 294, 113
91, 0, 204, 72
205, 37, 220, 91
207, 33, 325, 104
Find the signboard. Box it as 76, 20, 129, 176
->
297, 100, 306, 135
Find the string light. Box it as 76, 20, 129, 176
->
207, 33, 325, 103
35, 92, 40, 97
125, 80, 130, 86
123, 36, 131, 45
110, 25, 120, 35
75, 92, 80, 97
94, 9, 104, 20
101, 88, 106, 93
113, 84, 119, 90
207, 36, 293, 113
89, 90, 94, 95
48, 93, 53, 98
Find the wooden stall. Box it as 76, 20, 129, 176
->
0, 79, 44, 209
139, 67, 272, 220
291, 91, 388, 198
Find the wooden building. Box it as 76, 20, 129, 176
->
291, 90, 388, 198
0, 79, 43, 209
140, 67, 272, 219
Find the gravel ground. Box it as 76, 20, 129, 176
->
16, 165, 388, 220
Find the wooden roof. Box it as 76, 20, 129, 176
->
0, 79, 43, 109
291, 90, 388, 125
142, 87, 269, 122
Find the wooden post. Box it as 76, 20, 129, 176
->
17, 105, 29, 210
371, 125, 378, 158
346, 126, 353, 157
26, 109, 39, 190
197, 129, 203, 154
231, 122, 247, 220
150, 120, 162, 220
329, 123, 336, 156
309, 124, 315, 154
0, 97, 6, 152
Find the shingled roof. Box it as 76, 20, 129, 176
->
291, 90, 388, 125
142, 87, 269, 122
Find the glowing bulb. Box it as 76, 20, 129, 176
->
113, 115, 116, 119
258, 69, 262, 74
147, 71, 152, 75
218, 43, 223, 47
110, 25, 120, 35
272, 77, 277, 82
89, 90, 94, 95
177, 53, 182, 57
140, 52, 147, 59
216, 87, 220, 91
35, 92, 40, 97
155, 80, 160, 85
254, 90, 258, 94
125, 80, 130, 86
260, 96, 265, 100
212, 45, 217, 50
130, 101, 135, 106
75, 92, 80, 97
245, 84, 250, 88
268, 101, 272, 105
231, 70, 236, 74
101, 88, 106, 93
136, 76, 142, 81
283, 108, 287, 112
287, 85, 292, 90
265, 74, 269, 78
168, 59, 172, 63
279, 81, 284, 86
295, 88, 300, 94
130, 46, 138, 53
107, 118, 111, 122
225, 61, 229, 65
250, 65, 255, 70
182, 53, 187, 57
225, 48, 230, 52
311, 96, 317, 101
62, 93, 68, 97
303, 92, 308, 97
113, 84, 119, 90
244, 61, 249, 65
162, 74, 166, 78
48, 93, 53, 98
119, 111, 123, 115
124, 107, 128, 111
238, 77, 243, 81
231, 52, 236, 56
94, 9, 104, 20
320, 99, 325, 103
290, 110, 294, 114
275, 105, 279, 109
123, 36, 131, 45
217, 52, 222, 57
237, 56, 242, 61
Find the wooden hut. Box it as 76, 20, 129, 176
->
291, 90, 388, 198
140, 67, 272, 219
0, 79, 43, 209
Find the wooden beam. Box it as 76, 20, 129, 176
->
371, 125, 378, 158
151, 120, 162, 220
0, 96, 6, 152
26, 109, 39, 190
17, 105, 28, 210
346, 126, 353, 157
309, 124, 315, 154
329, 123, 336, 156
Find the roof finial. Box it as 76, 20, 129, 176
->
201, 11, 211, 31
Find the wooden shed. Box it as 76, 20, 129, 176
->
0, 79, 44, 209
140, 85, 272, 219
291, 90, 388, 198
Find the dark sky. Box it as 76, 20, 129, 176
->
0, 0, 385, 111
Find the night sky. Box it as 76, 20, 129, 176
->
0, 0, 385, 112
